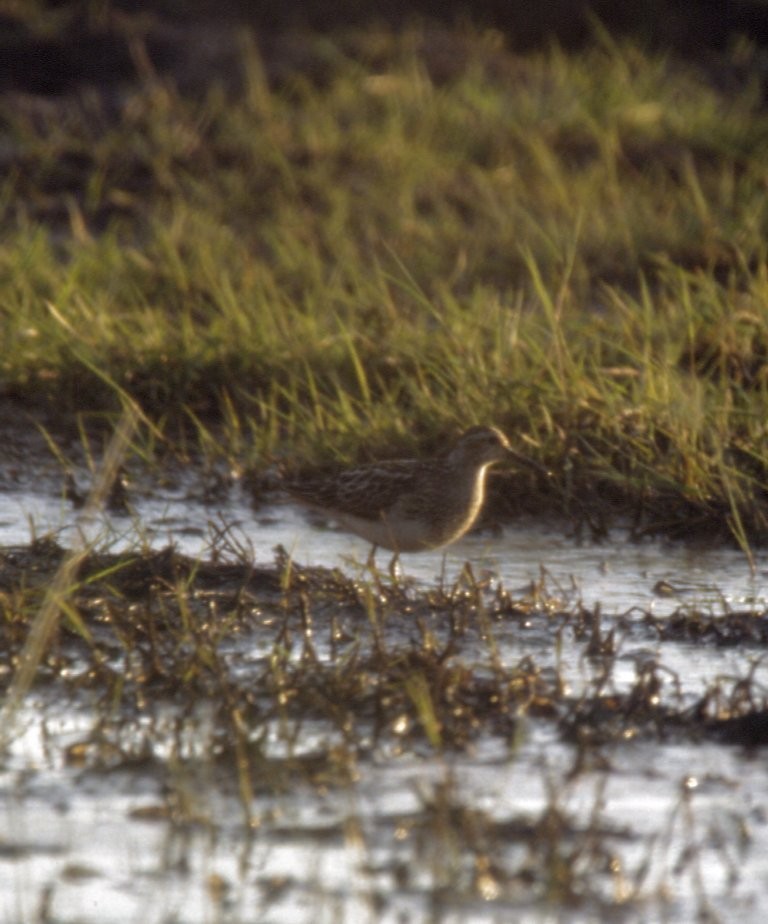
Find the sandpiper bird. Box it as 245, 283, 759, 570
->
285, 425, 532, 557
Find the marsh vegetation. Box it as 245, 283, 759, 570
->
2, 3, 768, 921
3, 4, 768, 542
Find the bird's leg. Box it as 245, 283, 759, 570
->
366, 544, 379, 572
366, 544, 389, 598
366, 544, 378, 570
388, 551, 401, 583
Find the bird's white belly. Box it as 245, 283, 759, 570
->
334, 512, 428, 551
335, 505, 479, 552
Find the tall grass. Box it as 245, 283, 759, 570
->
1, 24, 768, 537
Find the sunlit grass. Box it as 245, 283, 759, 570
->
2, 24, 768, 538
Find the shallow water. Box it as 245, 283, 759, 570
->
2, 468, 768, 922
4, 694, 768, 923
2, 471, 765, 616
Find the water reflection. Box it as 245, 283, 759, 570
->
2, 477, 768, 923
1, 478, 764, 618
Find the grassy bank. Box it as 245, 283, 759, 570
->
2, 20, 768, 539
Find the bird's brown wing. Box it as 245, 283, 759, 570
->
285, 460, 422, 520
